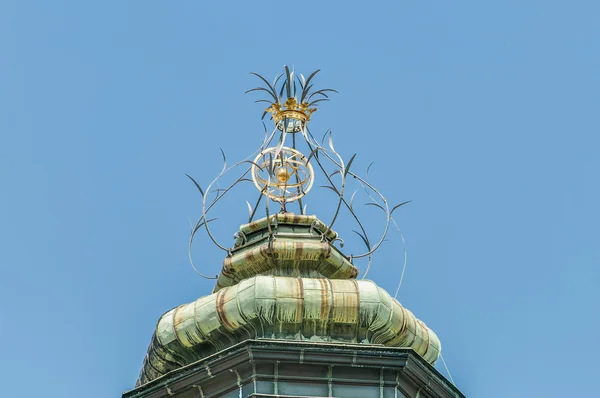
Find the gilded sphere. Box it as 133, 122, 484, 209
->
276, 167, 291, 183
252, 146, 314, 204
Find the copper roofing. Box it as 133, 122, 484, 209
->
214, 214, 356, 292
136, 216, 441, 387
137, 275, 440, 386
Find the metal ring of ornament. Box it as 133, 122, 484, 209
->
252, 146, 314, 203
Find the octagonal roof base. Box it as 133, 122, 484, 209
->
124, 340, 464, 398
214, 214, 359, 292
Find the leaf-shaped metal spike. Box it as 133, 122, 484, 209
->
255, 99, 272, 104
344, 154, 357, 178
350, 190, 358, 210
306, 147, 320, 164
273, 131, 286, 164
245, 87, 278, 102
299, 73, 306, 87
321, 130, 330, 145
320, 185, 339, 194
328, 132, 335, 152
309, 91, 329, 99
303, 70, 321, 94
185, 174, 204, 197
303, 204, 307, 215
268, 153, 274, 176
308, 98, 330, 107
329, 170, 341, 178
390, 200, 412, 215
300, 84, 313, 103
279, 81, 286, 98
273, 73, 284, 87
302, 75, 318, 104
219, 148, 227, 170
353, 230, 372, 250
250, 72, 278, 99
246, 200, 253, 217
293, 80, 297, 98
366, 161, 375, 179
296, 74, 305, 90
244, 87, 268, 94
308, 89, 338, 100
310, 88, 339, 96
285, 65, 292, 98
241, 159, 265, 171
365, 202, 386, 212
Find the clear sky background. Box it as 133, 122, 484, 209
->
1, 1, 599, 397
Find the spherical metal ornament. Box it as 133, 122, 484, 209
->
276, 168, 292, 183
252, 146, 314, 203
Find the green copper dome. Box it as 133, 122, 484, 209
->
136, 216, 441, 387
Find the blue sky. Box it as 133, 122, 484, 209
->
1, 1, 599, 397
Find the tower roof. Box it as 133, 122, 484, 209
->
129, 67, 451, 395
127, 340, 464, 398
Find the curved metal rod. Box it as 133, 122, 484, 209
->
304, 141, 372, 259
188, 166, 254, 278
201, 167, 253, 251
187, 218, 218, 278
344, 177, 390, 259
321, 131, 350, 236
188, 129, 278, 277
191, 161, 261, 246
264, 175, 276, 253
392, 217, 408, 299
309, 143, 392, 258
247, 191, 264, 223
363, 253, 373, 280
354, 173, 409, 283
305, 129, 392, 260
305, 146, 368, 242
304, 135, 347, 235
292, 131, 304, 215
194, 162, 257, 239
194, 127, 277, 243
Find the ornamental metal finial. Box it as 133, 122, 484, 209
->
187, 66, 411, 289
251, 146, 314, 205
247, 66, 337, 133
244, 66, 336, 206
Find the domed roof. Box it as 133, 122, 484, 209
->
134, 67, 443, 388
136, 216, 440, 387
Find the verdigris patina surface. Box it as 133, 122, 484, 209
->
136, 216, 440, 387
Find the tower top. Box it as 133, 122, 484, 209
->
246, 66, 337, 132
126, 67, 460, 396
